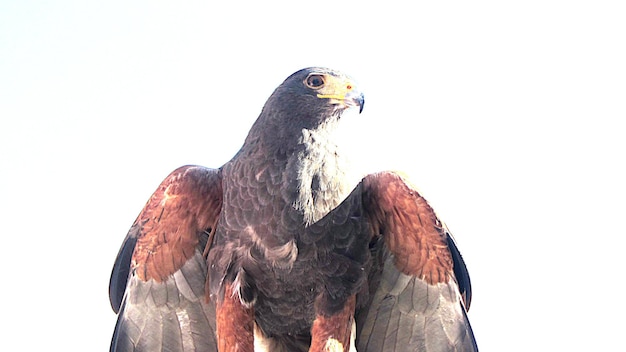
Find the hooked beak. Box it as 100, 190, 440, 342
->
317, 89, 365, 114
346, 90, 365, 113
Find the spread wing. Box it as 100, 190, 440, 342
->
109, 165, 223, 352
356, 171, 477, 351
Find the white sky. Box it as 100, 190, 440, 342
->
1, 1, 624, 350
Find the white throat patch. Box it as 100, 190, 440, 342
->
295, 123, 353, 225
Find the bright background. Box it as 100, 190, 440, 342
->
1, 1, 624, 350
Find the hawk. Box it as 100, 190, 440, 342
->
109, 67, 477, 351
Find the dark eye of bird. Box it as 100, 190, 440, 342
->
306, 75, 325, 88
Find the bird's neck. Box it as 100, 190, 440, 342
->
234, 117, 357, 225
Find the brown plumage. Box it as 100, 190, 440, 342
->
109, 67, 477, 351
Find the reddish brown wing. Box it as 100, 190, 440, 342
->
109, 165, 223, 352
356, 171, 477, 351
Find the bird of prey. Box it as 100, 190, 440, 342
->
109, 67, 477, 352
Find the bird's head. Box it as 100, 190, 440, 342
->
244, 67, 365, 152
262, 67, 364, 127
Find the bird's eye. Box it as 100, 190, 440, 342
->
305, 75, 325, 88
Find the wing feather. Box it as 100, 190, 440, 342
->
109, 227, 138, 313
109, 165, 222, 352
357, 171, 477, 351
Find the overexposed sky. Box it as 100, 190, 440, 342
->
1, 1, 624, 350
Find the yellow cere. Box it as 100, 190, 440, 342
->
317, 82, 354, 101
